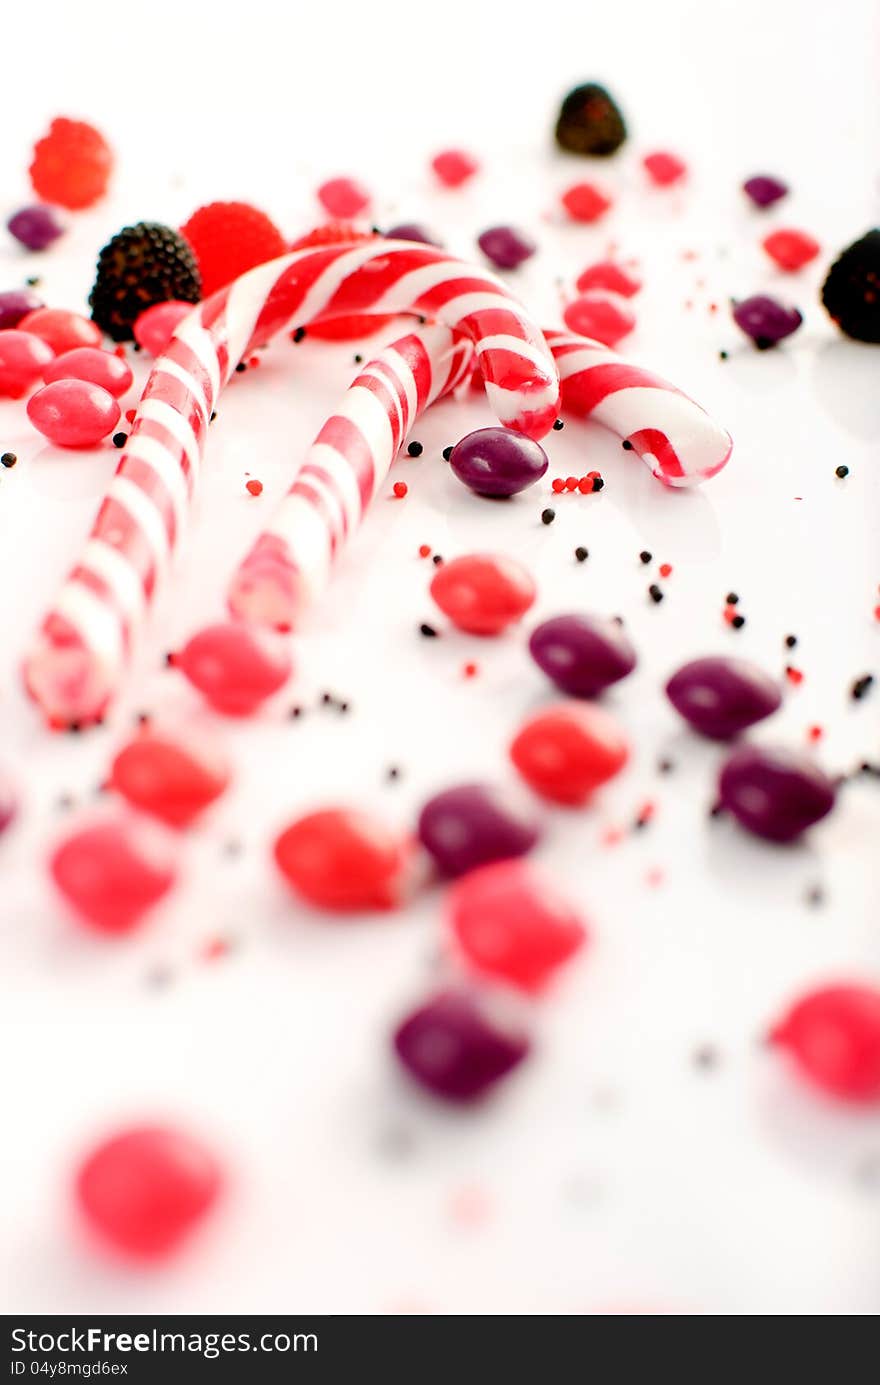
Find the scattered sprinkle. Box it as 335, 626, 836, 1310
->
392, 481, 408, 498
574, 546, 589, 562
648, 584, 664, 604
407, 441, 423, 457
245, 478, 263, 496
835, 464, 850, 479
541, 508, 556, 525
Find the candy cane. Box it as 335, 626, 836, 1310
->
22, 241, 558, 728
545, 329, 732, 486
228, 323, 472, 630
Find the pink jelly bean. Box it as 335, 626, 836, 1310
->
43, 347, 133, 398
563, 292, 636, 347
316, 177, 370, 218
18, 306, 102, 355
133, 301, 192, 357
174, 622, 293, 716
575, 262, 642, 298
0, 328, 54, 397
27, 379, 121, 447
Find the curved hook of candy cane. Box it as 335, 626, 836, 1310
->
227, 323, 473, 631
23, 241, 555, 729
545, 330, 732, 486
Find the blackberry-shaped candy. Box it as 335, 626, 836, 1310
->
89, 222, 201, 340
555, 82, 627, 156
821, 229, 880, 343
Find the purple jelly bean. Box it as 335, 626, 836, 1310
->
8, 205, 65, 252
666, 656, 781, 740
386, 222, 441, 246
0, 771, 18, 835
449, 426, 548, 498
529, 614, 637, 698
477, 225, 536, 270
417, 783, 541, 877
0, 288, 44, 330
393, 990, 530, 1101
743, 175, 789, 209
718, 745, 836, 843
732, 295, 803, 349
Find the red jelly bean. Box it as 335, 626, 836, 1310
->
575, 261, 642, 298
43, 346, 133, 398
50, 816, 177, 934
0, 328, 54, 398
27, 379, 120, 447
175, 622, 292, 716
76, 1126, 221, 1258
770, 983, 880, 1102
510, 703, 629, 805
762, 229, 820, 272
642, 151, 688, 186
316, 177, 371, 218
274, 807, 409, 910
109, 729, 230, 829
448, 858, 587, 992
431, 149, 480, 188
563, 293, 636, 347
18, 306, 102, 355
133, 300, 192, 356
430, 554, 536, 635
561, 182, 612, 223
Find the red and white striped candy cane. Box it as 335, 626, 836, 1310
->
545, 329, 732, 486
228, 322, 472, 630
23, 241, 558, 728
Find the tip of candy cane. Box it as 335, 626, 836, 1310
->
22, 633, 113, 729
227, 550, 307, 633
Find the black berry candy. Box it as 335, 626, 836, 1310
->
555, 83, 627, 157
820, 229, 880, 344
89, 222, 202, 341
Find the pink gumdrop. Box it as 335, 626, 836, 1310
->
27, 379, 121, 447
0, 328, 54, 398
563, 292, 636, 347
50, 816, 178, 935
133, 301, 192, 357
575, 261, 641, 298
174, 622, 292, 716
431, 149, 480, 188
317, 177, 371, 218
43, 347, 133, 398
18, 306, 102, 355
643, 151, 688, 186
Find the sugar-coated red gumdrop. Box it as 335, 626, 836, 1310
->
316, 177, 371, 219
431, 149, 480, 188
510, 703, 629, 805
19, 306, 102, 355
180, 201, 287, 298
50, 817, 177, 934
563, 292, 636, 347
561, 183, 612, 223
575, 261, 642, 297
30, 118, 113, 210
274, 808, 409, 910
448, 858, 587, 992
643, 151, 688, 186
43, 346, 133, 398
110, 729, 230, 829
762, 228, 820, 272
770, 984, 880, 1102
430, 554, 536, 635
289, 222, 392, 341
0, 329, 54, 398
27, 379, 120, 447
76, 1126, 221, 1258
133, 301, 192, 356
175, 622, 292, 716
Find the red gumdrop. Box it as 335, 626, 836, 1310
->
50, 817, 177, 934
109, 729, 230, 829
175, 622, 292, 716
274, 808, 409, 910
770, 983, 880, 1102
27, 379, 120, 447
76, 1126, 221, 1258
561, 182, 613, 223
43, 346, 133, 398
430, 554, 536, 635
133, 301, 192, 357
643, 151, 688, 186
431, 149, 480, 188
289, 222, 393, 342
19, 307, 102, 355
0, 328, 54, 398
448, 858, 587, 992
563, 292, 636, 347
575, 261, 642, 297
510, 703, 629, 806
762, 228, 820, 272
316, 177, 371, 219
30, 118, 113, 210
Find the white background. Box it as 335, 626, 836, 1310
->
1, 0, 879, 1315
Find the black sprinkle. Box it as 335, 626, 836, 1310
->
25, 275, 41, 287
622, 439, 633, 451
658, 758, 675, 774
693, 1043, 720, 1071
354, 354, 363, 364
56, 792, 76, 812
574, 546, 589, 562
68, 722, 82, 735
805, 884, 825, 907
321, 692, 333, 705
235, 361, 247, 373
591, 476, 605, 492
1, 452, 17, 468
731, 614, 746, 629
719, 350, 729, 361
835, 464, 849, 478
648, 584, 664, 604
432, 554, 444, 566
386, 766, 401, 781
222, 839, 242, 858
725, 591, 739, 605
611, 615, 624, 626
292, 326, 307, 343
852, 674, 874, 701
785, 633, 798, 648
639, 550, 652, 564
541, 508, 556, 525
407, 441, 423, 457
442, 446, 454, 461
338, 701, 350, 714
552, 418, 564, 431
210, 411, 217, 422
112, 432, 127, 448
709, 801, 725, 818
288, 705, 303, 719
420, 622, 439, 638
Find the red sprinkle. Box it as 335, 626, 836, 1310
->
463, 662, 478, 679
245, 479, 263, 496
551, 478, 566, 494
659, 563, 673, 578
577, 477, 592, 494
565, 476, 578, 491
807, 725, 823, 743
786, 666, 804, 686
392, 481, 408, 498
418, 544, 432, 558
125, 409, 136, 423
